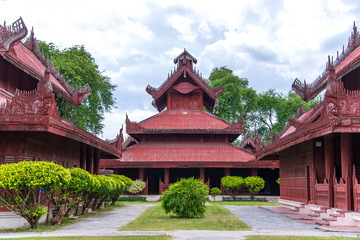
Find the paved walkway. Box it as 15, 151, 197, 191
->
0, 205, 358, 239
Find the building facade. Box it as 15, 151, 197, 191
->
101, 50, 279, 195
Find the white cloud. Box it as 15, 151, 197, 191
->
166, 14, 196, 42
1, 0, 359, 139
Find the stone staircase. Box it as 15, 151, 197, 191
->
277, 199, 359, 228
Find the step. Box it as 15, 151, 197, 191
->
330, 213, 344, 218
315, 219, 330, 226
323, 217, 337, 221
303, 219, 317, 224
308, 213, 320, 217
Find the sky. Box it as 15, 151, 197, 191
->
1, 0, 359, 140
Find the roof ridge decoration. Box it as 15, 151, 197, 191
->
225, 115, 244, 133
292, 21, 360, 101
126, 113, 145, 132
0, 17, 27, 54
24, 28, 91, 106
146, 49, 224, 112
0, 66, 60, 118
106, 125, 123, 153
239, 130, 266, 152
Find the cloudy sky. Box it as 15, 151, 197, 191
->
1, 0, 359, 139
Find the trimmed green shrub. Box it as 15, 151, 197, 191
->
49, 167, 93, 224
115, 175, 133, 191
210, 187, 221, 201
127, 179, 146, 195
244, 176, 265, 200
108, 174, 126, 205
118, 196, 147, 201
80, 174, 100, 215
0, 161, 71, 229
221, 176, 244, 200
161, 177, 209, 218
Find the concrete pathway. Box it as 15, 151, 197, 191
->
0, 205, 359, 239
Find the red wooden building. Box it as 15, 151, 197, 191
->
0, 18, 121, 174
101, 50, 279, 195
258, 23, 360, 220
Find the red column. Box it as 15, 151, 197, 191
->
251, 168, 258, 176
139, 168, 145, 180
80, 143, 86, 170
86, 146, 94, 174
224, 168, 230, 176
94, 148, 100, 175
164, 168, 170, 185
341, 134, 352, 179
324, 134, 335, 207
340, 133, 352, 210
200, 168, 205, 181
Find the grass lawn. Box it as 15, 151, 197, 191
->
0, 236, 171, 240
245, 236, 357, 240
121, 205, 251, 231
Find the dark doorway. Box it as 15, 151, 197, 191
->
258, 168, 279, 195
115, 168, 139, 180
170, 168, 199, 183
205, 168, 223, 189
146, 168, 163, 195
231, 168, 252, 177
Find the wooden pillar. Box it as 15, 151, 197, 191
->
94, 148, 100, 175
324, 134, 335, 207
86, 145, 94, 174
251, 168, 258, 176
139, 168, 145, 181
341, 134, 352, 179
80, 143, 86, 170
199, 168, 205, 181
164, 168, 170, 185
224, 168, 230, 176
340, 133, 352, 210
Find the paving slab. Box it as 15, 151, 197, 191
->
0, 205, 358, 239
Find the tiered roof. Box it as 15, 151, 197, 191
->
0, 17, 121, 158
146, 49, 224, 112
0, 18, 91, 106
101, 50, 265, 168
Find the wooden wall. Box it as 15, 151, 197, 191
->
0, 132, 80, 168
279, 140, 314, 203
0, 57, 38, 94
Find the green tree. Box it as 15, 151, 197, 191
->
39, 42, 116, 135
207, 67, 257, 125
210, 187, 222, 201
161, 178, 209, 218
0, 161, 71, 229
244, 176, 265, 200
247, 90, 320, 140
221, 176, 244, 200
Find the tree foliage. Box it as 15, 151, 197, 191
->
207, 66, 322, 141
210, 187, 222, 201
39, 42, 116, 135
244, 176, 265, 200
0, 161, 71, 229
221, 176, 244, 200
161, 178, 209, 218
247, 90, 320, 140
126, 179, 146, 195
207, 67, 257, 124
